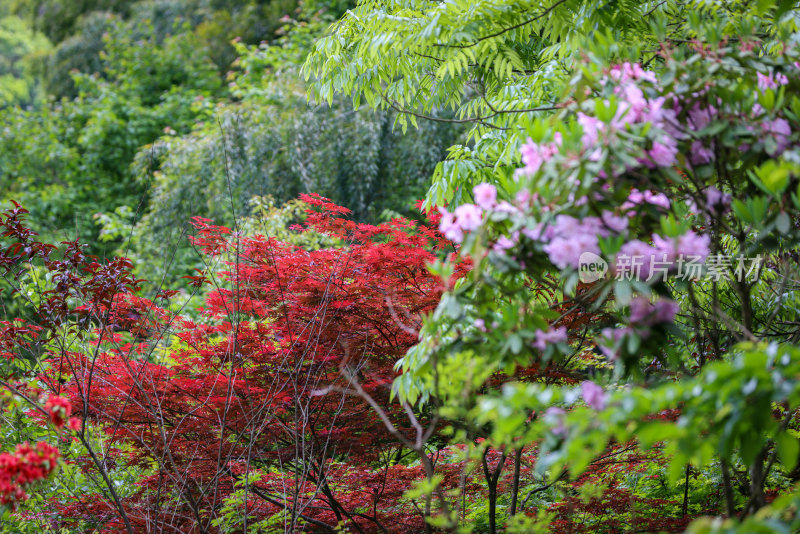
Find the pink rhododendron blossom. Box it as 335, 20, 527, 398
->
493, 234, 517, 253
522, 224, 546, 241
650, 234, 676, 262
675, 231, 711, 261
473, 183, 497, 209
437, 203, 489, 243
474, 319, 487, 332
581, 381, 607, 411
438, 208, 463, 243
757, 72, 775, 90
587, 147, 604, 162
518, 133, 563, 178
643, 190, 671, 209
543, 234, 600, 269
533, 326, 568, 350
520, 139, 544, 174
690, 140, 715, 166
608, 80, 671, 133
616, 240, 659, 280
688, 103, 716, 130
642, 96, 668, 127
654, 299, 680, 323
757, 71, 789, 90
622, 189, 671, 211
579, 216, 615, 238
515, 190, 532, 207
705, 186, 731, 211
553, 215, 615, 239
568, 190, 589, 207
611, 100, 633, 129
608, 62, 657, 84
624, 189, 646, 208
648, 138, 679, 167
659, 107, 684, 140
763, 118, 792, 156
628, 297, 653, 324
578, 112, 602, 148
454, 204, 483, 232
493, 201, 518, 214
519, 137, 561, 175
601, 211, 628, 233
550, 215, 584, 237
629, 297, 680, 326
652, 230, 711, 264
616, 84, 648, 122
540, 213, 630, 269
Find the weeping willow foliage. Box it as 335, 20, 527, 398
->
125, 69, 460, 286
135, 94, 457, 230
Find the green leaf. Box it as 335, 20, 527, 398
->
615, 279, 632, 307
777, 432, 800, 471
752, 160, 790, 197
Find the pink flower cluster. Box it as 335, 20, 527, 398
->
763, 117, 792, 156
690, 140, 715, 166
540, 212, 627, 269
533, 326, 567, 350
687, 102, 716, 131
614, 230, 710, 280
439, 204, 482, 243
622, 189, 671, 211
646, 138, 679, 168
608, 62, 657, 84
705, 186, 731, 212
599, 63, 680, 167
473, 183, 497, 209
438, 183, 517, 243
581, 381, 607, 411
629, 297, 680, 326
757, 71, 789, 91
651, 230, 711, 263
518, 133, 563, 176
597, 327, 630, 361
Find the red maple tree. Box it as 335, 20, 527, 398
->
0, 195, 467, 532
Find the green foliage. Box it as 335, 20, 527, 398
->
0, 15, 51, 108
10, 0, 340, 98
0, 16, 222, 254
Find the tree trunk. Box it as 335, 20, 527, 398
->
510, 447, 523, 516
